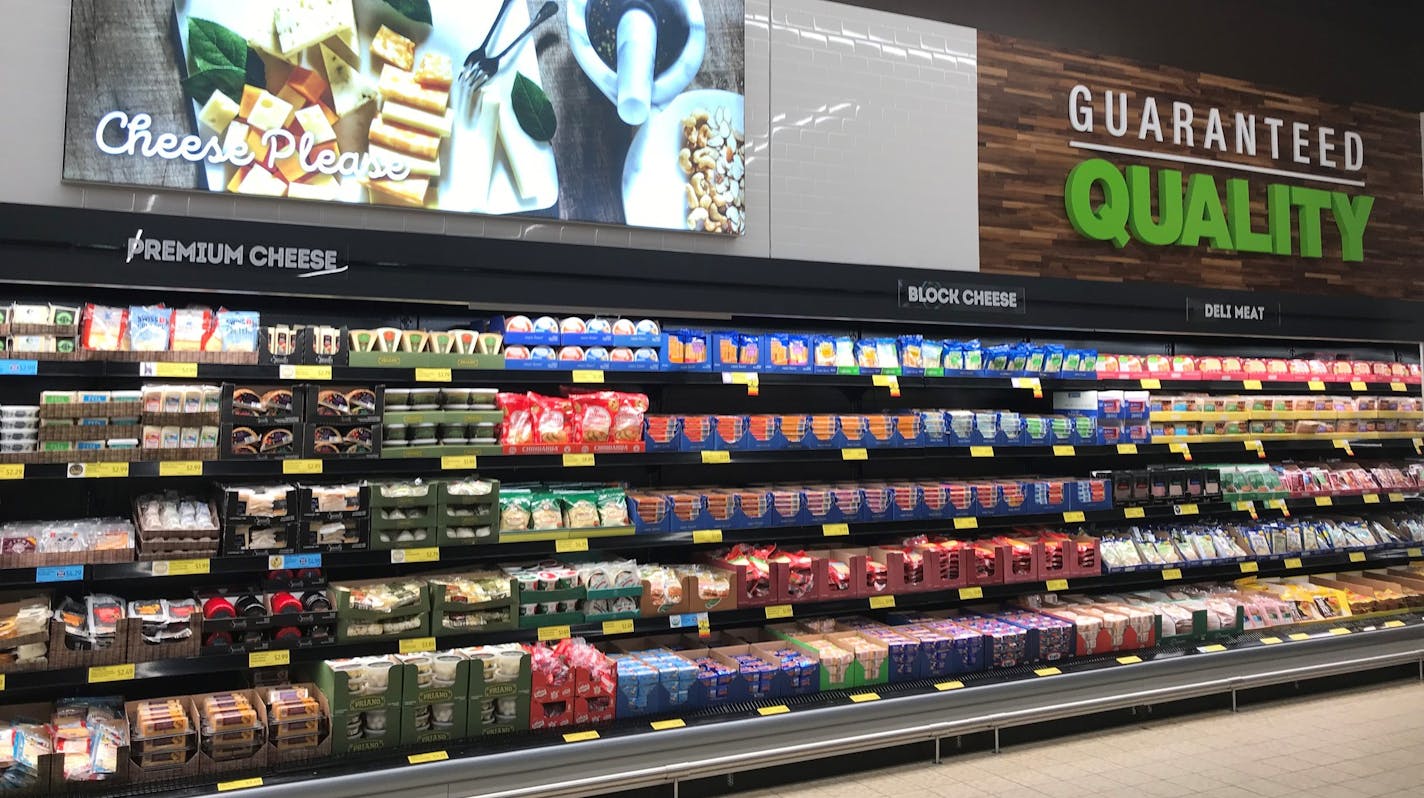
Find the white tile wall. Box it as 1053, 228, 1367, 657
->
3, 0, 977, 273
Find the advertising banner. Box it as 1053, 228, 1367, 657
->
977, 32, 1424, 300
62, 0, 746, 235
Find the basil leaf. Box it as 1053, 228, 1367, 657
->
188, 17, 248, 72
511, 73, 557, 142
183, 66, 245, 104
383, 0, 433, 25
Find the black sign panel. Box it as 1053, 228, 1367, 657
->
1185, 298, 1281, 327
898, 280, 1027, 314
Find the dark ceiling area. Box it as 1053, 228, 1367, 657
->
842, 0, 1424, 110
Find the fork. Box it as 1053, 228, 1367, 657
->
459, 0, 559, 91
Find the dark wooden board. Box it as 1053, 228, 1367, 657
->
64, 0, 201, 189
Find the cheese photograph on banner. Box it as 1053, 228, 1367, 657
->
63, 0, 746, 234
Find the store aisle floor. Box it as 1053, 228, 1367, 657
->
743, 681, 1424, 798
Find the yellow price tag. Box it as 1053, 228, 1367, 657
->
0, 464, 21, 480
248, 650, 290, 668
1363, 494, 1380, 504
953, 517, 978, 530
87, 663, 136, 683
869, 595, 896, 609
76, 462, 129, 479
1117, 444, 1139, 455
391, 547, 440, 563
701, 450, 731, 464
151, 558, 210, 576
1308, 380, 1327, 391
848, 692, 880, 703
1052, 445, 1076, 457
556, 538, 590, 553
1169, 443, 1192, 460
1034, 667, 1062, 677
537, 625, 572, 642
279, 364, 332, 380
1350, 381, 1368, 391
969, 446, 995, 458
1349, 551, 1366, 563
1045, 579, 1069, 591
1175, 503, 1199, 516
1198, 644, 1227, 653
1284, 557, 1303, 569
1390, 381, 1408, 392
1315, 496, 1333, 506
563, 731, 601, 742
399, 638, 437, 654
650, 719, 686, 731
408, 751, 449, 764
140, 361, 199, 378
822, 523, 850, 537
1329, 627, 1351, 636
217, 778, 264, 792
758, 705, 790, 716
414, 368, 452, 383
282, 459, 323, 475
764, 604, 793, 619
602, 619, 635, 635
1334, 440, 1355, 456
441, 455, 477, 470
158, 460, 203, 477
572, 370, 606, 384
1384, 620, 1406, 629
1260, 637, 1282, 645
1390, 492, 1406, 502
1062, 511, 1085, 523
1116, 655, 1143, 665
1140, 378, 1161, 389
1161, 568, 1183, 581
1239, 561, 1259, 574
563, 453, 596, 467
1289, 633, 1311, 641
841, 448, 868, 461
0, 674, 6, 691
1242, 380, 1263, 390
1408, 548, 1423, 558
935, 680, 964, 691
1124, 506, 1146, 519
1244, 440, 1264, 457
692, 530, 723, 544
958, 587, 983, 600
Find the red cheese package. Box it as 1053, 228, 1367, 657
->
531, 393, 574, 444
496, 392, 533, 445
570, 392, 616, 442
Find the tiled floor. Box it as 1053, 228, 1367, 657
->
747, 681, 1424, 798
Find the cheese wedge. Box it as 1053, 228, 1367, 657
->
294, 105, 337, 145
366, 142, 441, 178
369, 118, 440, 160
288, 173, 342, 201
246, 90, 296, 132
465, 95, 500, 204
380, 102, 453, 137
372, 25, 416, 71
415, 53, 453, 89
366, 177, 430, 207
198, 90, 240, 134
378, 64, 449, 115
286, 66, 330, 106
498, 99, 555, 201
321, 43, 376, 116
235, 164, 288, 196
275, 0, 358, 60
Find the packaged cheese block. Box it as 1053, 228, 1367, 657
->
197, 90, 240, 133
380, 102, 454, 137
415, 52, 453, 89
366, 143, 441, 178
275, 0, 358, 62
368, 118, 440, 160
321, 43, 376, 116
366, 176, 431, 207
371, 25, 416, 71
378, 64, 449, 114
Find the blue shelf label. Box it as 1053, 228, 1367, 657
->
271, 554, 322, 569
0, 360, 38, 376
37, 565, 83, 583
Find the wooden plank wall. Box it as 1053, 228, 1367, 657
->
977, 32, 1424, 301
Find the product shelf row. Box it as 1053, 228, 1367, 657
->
7, 544, 1420, 696
1, 438, 1416, 482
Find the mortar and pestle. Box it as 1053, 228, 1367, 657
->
567, 0, 707, 125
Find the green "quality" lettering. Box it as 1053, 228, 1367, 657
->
1064, 158, 1374, 261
